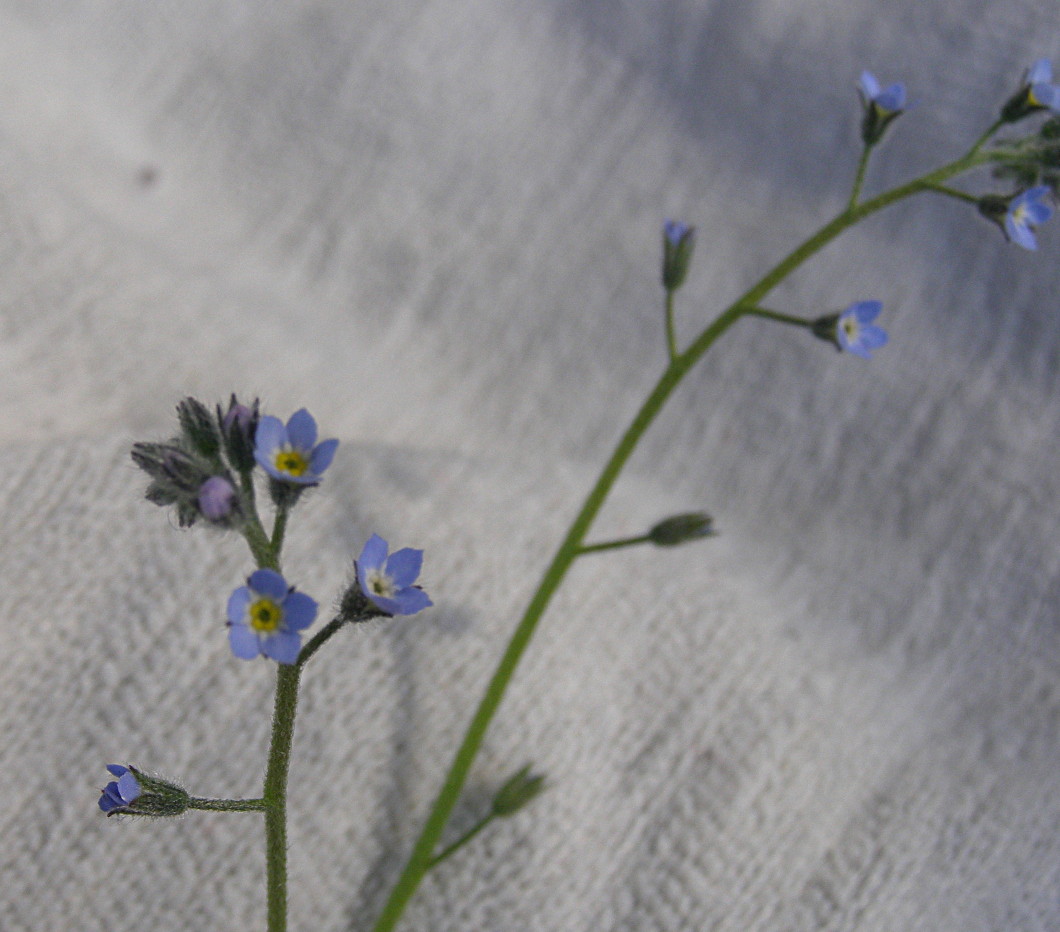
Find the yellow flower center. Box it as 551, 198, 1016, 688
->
842, 317, 859, 340
274, 447, 309, 477
249, 597, 284, 633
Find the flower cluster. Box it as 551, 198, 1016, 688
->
131, 397, 432, 668
131, 396, 260, 528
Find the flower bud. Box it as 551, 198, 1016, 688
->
98, 764, 189, 818
648, 512, 716, 547
219, 394, 260, 474
491, 764, 546, 818
198, 475, 239, 523
177, 397, 221, 460
661, 220, 695, 291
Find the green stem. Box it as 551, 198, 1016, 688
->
188, 797, 266, 812
427, 813, 497, 869
921, 182, 980, 204
970, 118, 1004, 156
848, 144, 872, 209
369, 141, 993, 932
271, 502, 290, 555
576, 534, 652, 555
244, 515, 276, 569
264, 663, 301, 932
742, 306, 812, 329
297, 616, 345, 668
664, 290, 678, 361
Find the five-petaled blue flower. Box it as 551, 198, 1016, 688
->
357, 534, 433, 616
1025, 59, 1060, 113
227, 569, 318, 664
1005, 186, 1054, 250
254, 408, 339, 485
837, 301, 888, 359
99, 764, 141, 814
858, 71, 906, 114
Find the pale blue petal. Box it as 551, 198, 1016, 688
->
286, 408, 317, 450
877, 83, 905, 111
366, 593, 400, 615
254, 416, 286, 455
106, 764, 128, 778
249, 569, 288, 600
227, 587, 251, 624
386, 548, 423, 588
393, 587, 433, 616
1028, 59, 1053, 84
850, 300, 882, 323
262, 631, 301, 664
359, 534, 389, 572
861, 326, 889, 350
309, 438, 339, 475
229, 624, 261, 660
1006, 214, 1038, 250
859, 70, 880, 99
282, 591, 318, 631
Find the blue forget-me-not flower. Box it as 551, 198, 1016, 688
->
858, 71, 906, 145
837, 301, 888, 359
99, 764, 141, 814
356, 534, 433, 617
227, 569, 318, 664
1004, 186, 1054, 250
254, 408, 339, 485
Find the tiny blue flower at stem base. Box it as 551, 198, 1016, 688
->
812, 301, 888, 359
354, 534, 433, 617
858, 70, 906, 146
227, 569, 318, 664
254, 408, 339, 486
1004, 185, 1054, 250
99, 764, 141, 814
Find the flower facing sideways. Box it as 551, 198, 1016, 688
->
254, 408, 339, 485
1005, 186, 1054, 250
813, 301, 888, 359
858, 71, 906, 145
98, 764, 141, 814
356, 534, 433, 617
227, 569, 318, 664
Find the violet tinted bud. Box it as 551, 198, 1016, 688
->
198, 475, 238, 522
219, 394, 260, 474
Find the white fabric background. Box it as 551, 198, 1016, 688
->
1, 1, 1058, 930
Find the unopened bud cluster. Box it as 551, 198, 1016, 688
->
131, 396, 258, 528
